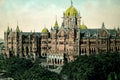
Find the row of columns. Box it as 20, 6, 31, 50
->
47, 58, 64, 65
81, 48, 96, 54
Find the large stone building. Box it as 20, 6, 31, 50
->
4, 1, 120, 66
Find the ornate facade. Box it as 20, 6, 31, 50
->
4, 1, 120, 66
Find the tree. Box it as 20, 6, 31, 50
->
3, 57, 33, 79
20, 61, 60, 80
0, 54, 5, 72
61, 53, 120, 80
2, 57, 60, 80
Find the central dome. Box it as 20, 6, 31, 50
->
65, 5, 78, 17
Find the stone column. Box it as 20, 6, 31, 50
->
87, 38, 90, 55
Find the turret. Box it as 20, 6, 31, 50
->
41, 27, 49, 57
54, 20, 59, 29
63, 0, 81, 29
16, 25, 20, 32
77, 12, 82, 28
65, 0, 78, 17
7, 26, 10, 33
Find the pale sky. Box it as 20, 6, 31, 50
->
0, 0, 120, 39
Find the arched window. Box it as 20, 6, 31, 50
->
81, 49, 83, 54
55, 58, 57, 64
85, 48, 86, 53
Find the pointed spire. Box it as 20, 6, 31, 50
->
7, 26, 10, 32
117, 27, 120, 31
54, 16, 59, 29
102, 22, 105, 27
16, 25, 20, 32
16, 21, 20, 32
7, 23, 10, 32
102, 22, 105, 29
10, 28, 12, 32
54, 21, 59, 28
71, 0, 73, 6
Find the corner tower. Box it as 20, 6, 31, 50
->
63, 0, 81, 29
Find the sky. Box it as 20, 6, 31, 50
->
0, 0, 120, 39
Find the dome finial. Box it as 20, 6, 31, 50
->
54, 16, 59, 29
71, 0, 73, 6
65, 1, 78, 17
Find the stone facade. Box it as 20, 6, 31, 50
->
4, 2, 120, 66
4, 29, 41, 59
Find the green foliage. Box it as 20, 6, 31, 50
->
1, 52, 120, 80
21, 63, 60, 80
0, 57, 60, 80
3, 57, 33, 79
61, 53, 120, 80
0, 54, 5, 72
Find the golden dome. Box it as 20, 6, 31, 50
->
65, 5, 78, 17
80, 24, 87, 29
42, 27, 49, 33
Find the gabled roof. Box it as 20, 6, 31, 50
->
22, 32, 41, 38
80, 29, 98, 38
57, 27, 68, 36
79, 29, 118, 38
